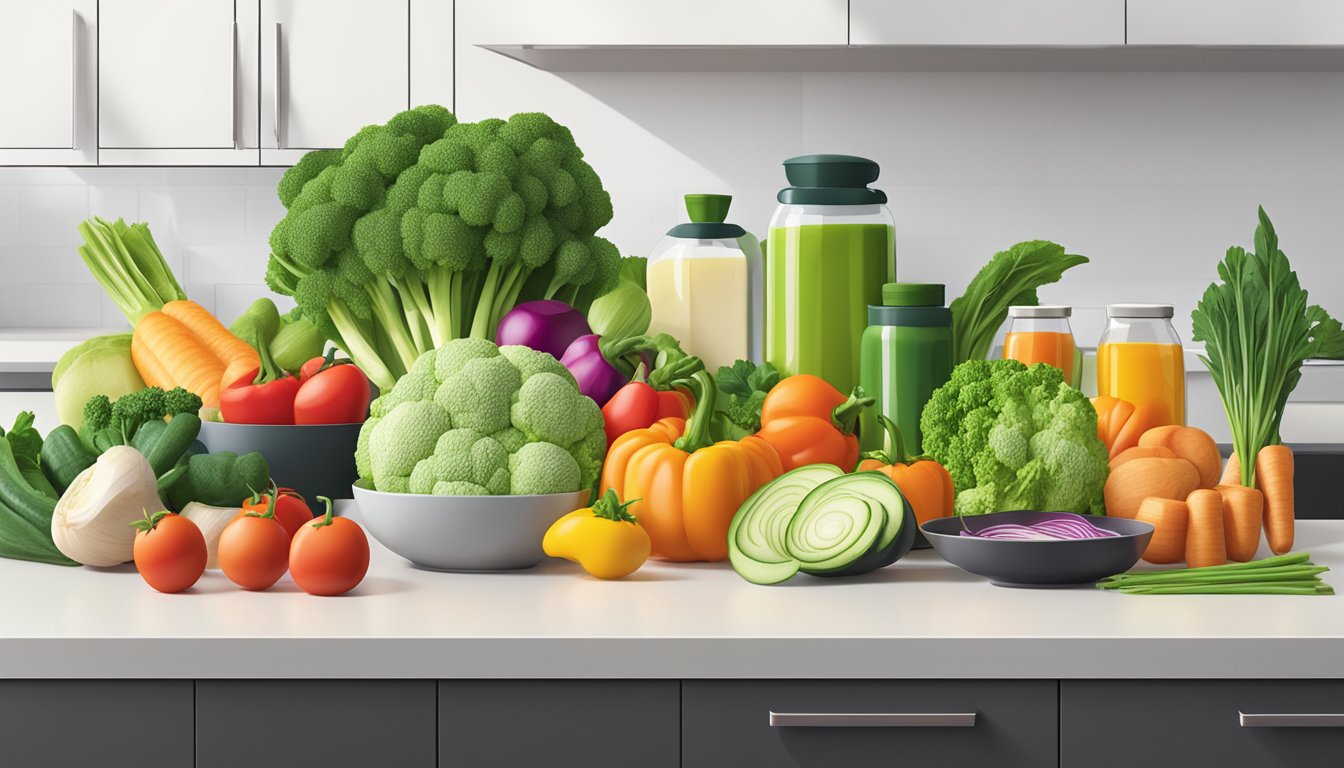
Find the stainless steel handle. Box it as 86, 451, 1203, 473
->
769, 712, 977, 728
70, 10, 79, 149
230, 21, 238, 149
273, 21, 282, 147
1240, 712, 1344, 728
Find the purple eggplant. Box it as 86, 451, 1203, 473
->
494, 300, 591, 361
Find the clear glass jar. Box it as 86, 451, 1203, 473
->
1002, 305, 1080, 387
647, 194, 762, 371
765, 155, 896, 395
1096, 303, 1186, 426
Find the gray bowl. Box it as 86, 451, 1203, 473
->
352, 481, 588, 571
921, 511, 1154, 588
198, 421, 361, 507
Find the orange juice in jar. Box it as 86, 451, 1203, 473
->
1096, 304, 1186, 427
1002, 305, 1080, 386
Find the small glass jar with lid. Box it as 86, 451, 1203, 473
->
1002, 305, 1080, 387
1096, 303, 1186, 427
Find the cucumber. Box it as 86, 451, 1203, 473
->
21, 466, 58, 500
0, 500, 76, 566
728, 465, 843, 585
134, 414, 202, 477
727, 468, 915, 585
0, 438, 57, 533
41, 425, 96, 494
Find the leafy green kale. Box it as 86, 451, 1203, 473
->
711, 360, 781, 440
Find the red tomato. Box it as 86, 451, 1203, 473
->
218, 513, 290, 591
294, 363, 370, 424
289, 496, 370, 596
654, 388, 694, 421
132, 511, 207, 594
241, 488, 313, 540
601, 381, 660, 446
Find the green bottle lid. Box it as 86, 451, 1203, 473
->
667, 194, 746, 239
777, 154, 887, 206
882, 282, 945, 307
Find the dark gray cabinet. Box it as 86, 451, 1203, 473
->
0, 680, 193, 768
1063, 680, 1344, 768
195, 680, 437, 768
682, 680, 1058, 768
439, 680, 679, 767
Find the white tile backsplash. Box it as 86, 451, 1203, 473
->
23, 284, 102, 328
3, 57, 1344, 337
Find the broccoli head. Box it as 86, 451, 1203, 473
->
920, 359, 1109, 516
356, 339, 606, 496
266, 106, 620, 391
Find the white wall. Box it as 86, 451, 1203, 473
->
2, 34, 1343, 349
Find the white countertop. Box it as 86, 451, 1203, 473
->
0, 328, 112, 373
2, 506, 1341, 681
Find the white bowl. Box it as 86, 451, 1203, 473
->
352, 481, 588, 571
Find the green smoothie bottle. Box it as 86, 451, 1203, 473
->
766, 155, 895, 395
858, 283, 953, 455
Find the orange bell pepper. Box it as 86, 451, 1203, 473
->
856, 415, 955, 528
755, 374, 872, 472
600, 371, 781, 562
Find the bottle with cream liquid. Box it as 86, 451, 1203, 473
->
647, 194, 763, 371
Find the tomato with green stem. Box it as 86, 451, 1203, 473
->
131, 510, 207, 593
294, 349, 370, 424
288, 496, 370, 596
241, 485, 312, 540
218, 492, 290, 590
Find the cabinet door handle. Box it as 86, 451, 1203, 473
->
769, 712, 976, 728
273, 21, 282, 147
70, 10, 79, 149
230, 21, 238, 149
1240, 712, 1344, 728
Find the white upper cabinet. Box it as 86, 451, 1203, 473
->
0, 1, 97, 165
463, 0, 848, 46
1129, 0, 1344, 45
261, 0, 412, 165
98, 0, 258, 165
851, 0, 1124, 46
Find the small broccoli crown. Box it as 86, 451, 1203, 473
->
83, 394, 113, 432
278, 150, 342, 207
164, 387, 203, 416
509, 441, 581, 495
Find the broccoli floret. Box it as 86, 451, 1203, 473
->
921, 359, 1109, 516
265, 107, 619, 391
164, 387, 203, 416
509, 442, 581, 495
82, 395, 112, 433
354, 337, 606, 496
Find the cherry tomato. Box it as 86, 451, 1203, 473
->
294, 361, 370, 424
289, 496, 370, 596
241, 487, 312, 540
218, 494, 290, 590
132, 511, 207, 594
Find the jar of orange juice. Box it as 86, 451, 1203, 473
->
1003, 305, 1080, 387
1097, 304, 1186, 426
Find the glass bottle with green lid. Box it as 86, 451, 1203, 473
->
767, 154, 895, 395
647, 194, 763, 371
859, 283, 952, 454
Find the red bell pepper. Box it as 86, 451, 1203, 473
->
601, 360, 700, 446
219, 334, 300, 425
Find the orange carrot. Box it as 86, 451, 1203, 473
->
1216, 484, 1264, 562
1109, 445, 1177, 472
1221, 451, 1242, 486
1135, 497, 1189, 564
131, 300, 258, 408
1140, 425, 1222, 488
162, 300, 257, 370
1256, 445, 1295, 555
1109, 402, 1163, 459
1103, 456, 1200, 520
1184, 489, 1227, 568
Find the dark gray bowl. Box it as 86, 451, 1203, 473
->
198, 421, 361, 508
921, 511, 1154, 588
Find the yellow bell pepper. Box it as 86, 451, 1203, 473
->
600, 370, 782, 562
543, 489, 652, 579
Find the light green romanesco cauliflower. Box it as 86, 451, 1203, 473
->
356, 339, 605, 495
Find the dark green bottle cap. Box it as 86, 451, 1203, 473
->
666, 193, 746, 240
882, 282, 945, 307
777, 154, 887, 205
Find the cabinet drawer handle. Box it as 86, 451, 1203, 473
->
70, 10, 79, 149
1240, 712, 1344, 728
230, 21, 238, 149
769, 712, 976, 728
273, 22, 283, 147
